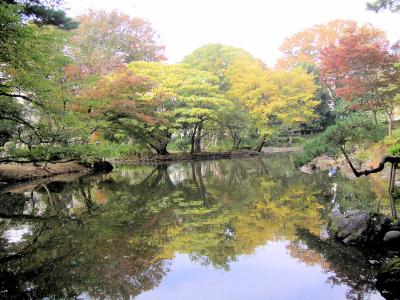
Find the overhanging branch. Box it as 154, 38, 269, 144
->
340, 145, 400, 177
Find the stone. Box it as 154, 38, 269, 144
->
92, 161, 114, 173
383, 231, 400, 248
389, 225, 400, 231
328, 210, 392, 246
376, 258, 400, 300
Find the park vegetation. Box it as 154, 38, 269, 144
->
0, 0, 399, 165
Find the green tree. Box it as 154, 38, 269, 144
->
84, 62, 230, 154
367, 0, 400, 12
3, 0, 78, 29
182, 43, 256, 92
0, 2, 86, 151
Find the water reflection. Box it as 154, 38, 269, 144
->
0, 154, 389, 299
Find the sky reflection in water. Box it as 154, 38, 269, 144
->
0, 154, 390, 299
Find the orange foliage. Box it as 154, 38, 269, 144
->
277, 20, 385, 69
320, 25, 399, 111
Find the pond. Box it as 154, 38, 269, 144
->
0, 153, 394, 299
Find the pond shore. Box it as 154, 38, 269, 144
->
0, 147, 300, 186
300, 154, 392, 180
0, 161, 91, 185
113, 149, 264, 165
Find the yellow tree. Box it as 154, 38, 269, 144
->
226, 59, 318, 151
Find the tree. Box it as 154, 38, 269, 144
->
68, 10, 165, 78
219, 104, 254, 149
3, 0, 78, 29
182, 43, 256, 92
0, 2, 85, 150
367, 0, 400, 12
82, 66, 173, 154
0, 5, 82, 148
294, 116, 400, 217
226, 59, 318, 151
276, 20, 385, 70
277, 20, 360, 69
84, 62, 230, 154
127, 62, 231, 154
320, 26, 400, 136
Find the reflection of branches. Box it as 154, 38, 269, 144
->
79, 179, 95, 215
136, 165, 175, 189
41, 184, 57, 213
0, 212, 83, 224
191, 162, 207, 201
0, 222, 47, 264
138, 166, 159, 186
257, 157, 270, 176
294, 228, 382, 298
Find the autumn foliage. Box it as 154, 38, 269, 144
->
320, 25, 400, 134
68, 10, 166, 78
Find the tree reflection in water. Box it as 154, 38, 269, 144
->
0, 154, 386, 299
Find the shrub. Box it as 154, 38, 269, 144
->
9, 143, 144, 163
294, 115, 385, 167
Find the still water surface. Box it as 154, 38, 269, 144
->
0, 154, 392, 299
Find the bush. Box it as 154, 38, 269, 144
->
294, 116, 386, 167
293, 135, 330, 167
389, 144, 400, 155
10, 143, 144, 163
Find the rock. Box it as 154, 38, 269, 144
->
328, 210, 392, 246
300, 166, 313, 174
389, 226, 400, 231
376, 258, 400, 300
92, 161, 113, 173
383, 231, 400, 248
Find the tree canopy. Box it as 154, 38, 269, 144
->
367, 0, 400, 12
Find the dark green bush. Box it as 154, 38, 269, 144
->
294, 115, 386, 167
10, 143, 143, 163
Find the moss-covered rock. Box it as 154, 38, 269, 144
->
328, 210, 392, 246
376, 258, 400, 299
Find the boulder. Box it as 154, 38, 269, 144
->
376, 258, 400, 300
92, 161, 113, 173
383, 231, 400, 248
328, 210, 391, 246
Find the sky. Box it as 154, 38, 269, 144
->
64, 0, 399, 67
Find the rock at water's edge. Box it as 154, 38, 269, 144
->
328, 210, 391, 246
383, 231, 400, 248
376, 258, 400, 300
92, 161, 114, 173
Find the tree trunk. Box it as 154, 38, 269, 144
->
235, 138, 241, 149
288, 131, 293, 145
194, 122, 203, 153
149, 143, 169, 155
190, 124, 198, 154
372, 110, 378, 125
156, 146, 169, 155
387, 112, 393, 138
254, 139, 265, 152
